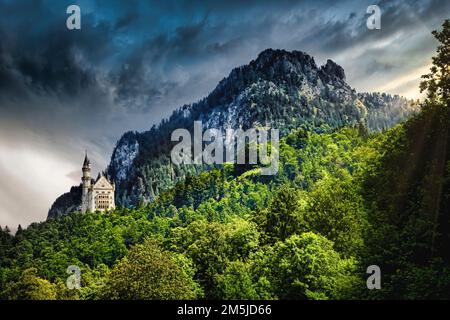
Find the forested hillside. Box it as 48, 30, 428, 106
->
0, 124, 385, 299
1, 20, 448, 300
105, 49, 418, 210
48, 48, 418, 218
1, 102, 449, 299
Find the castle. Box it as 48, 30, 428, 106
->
81, 152, 116, 213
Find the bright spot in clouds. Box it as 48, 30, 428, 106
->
0, 139, 78, 231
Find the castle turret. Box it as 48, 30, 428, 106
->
81, 151, 91, 213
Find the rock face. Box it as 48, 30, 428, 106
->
109, 132, 140, 183
48, 48, 419, 218
47, 185, 82, 220
320, 59, 346, 82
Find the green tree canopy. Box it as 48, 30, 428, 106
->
102, 239, 201, 299
255, 232, 357, 300
2, 268, 56, 300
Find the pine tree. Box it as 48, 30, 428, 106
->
420, 19, 450, 104
418, 20, 450, 253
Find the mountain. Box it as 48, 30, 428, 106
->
48, 48, 418, 219
47, 186, 82, 219
6, 21, 448, 300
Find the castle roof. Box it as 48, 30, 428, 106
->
93, 174, 115, 190
83, 151, 91, 167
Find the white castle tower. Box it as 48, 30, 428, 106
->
81, 151, 116, 213
81, 151, 91, 213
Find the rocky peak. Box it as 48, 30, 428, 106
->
208, 49, 322, 109
320, 59, 346, 82
252, 48, 318, 71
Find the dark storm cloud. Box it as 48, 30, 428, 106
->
5, 22, 112, 85
111, 17, 218, 111
1, 0, 448, 115
114, 11, 139, 31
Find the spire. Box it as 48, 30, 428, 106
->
83, 150, 91, 167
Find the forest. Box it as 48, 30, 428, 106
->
0, 20, 448, 300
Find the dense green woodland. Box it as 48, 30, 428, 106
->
0, 21, 449, 300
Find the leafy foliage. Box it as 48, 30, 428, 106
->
1, 20, 448, 301
102, 239, 201, 299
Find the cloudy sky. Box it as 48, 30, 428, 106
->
0, 0, 448, 230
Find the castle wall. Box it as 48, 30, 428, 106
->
89, 176, 115, 212
80, 156, 115, 213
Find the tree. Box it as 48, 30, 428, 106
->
16, 224, 23, 236
102, 239, 200, 299
2, 268, 57, 300
260, 185, 304, 243
301, 173, 367, 257
256, 233, 357, 300
167, 218, 260, 299
420, 19, 450, 104
216, 260, 259, 299
357, 121, 369, 139
361, 20, 450, 299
